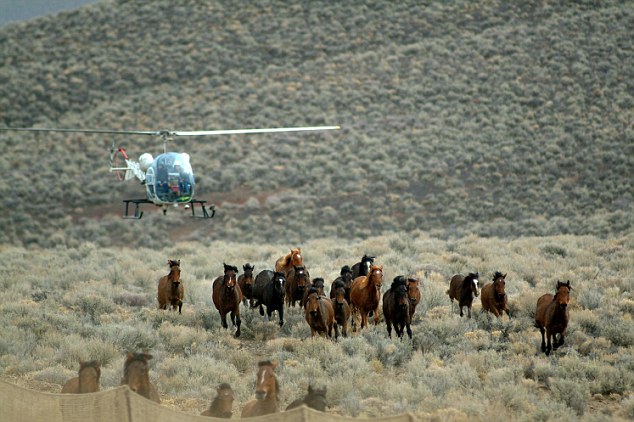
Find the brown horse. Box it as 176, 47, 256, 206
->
447, 272, 479, 318
157, 259, 184, 314
275, 247, 303, 276
61, 360, 101, 393
331, 279, 351, 339
285, 265, 311, 307
350, 264, 383, 330
212, 263, 242, 337
330, 265, 354, 304
481, 271, 510, 318
535, 280, 572, 356
285, 385, 328, 412
305, 287, 335, 338
406, 277, 421, 321
302, 277, 324, 308
120, 352, 160, 403
238, 263, 255, 307
382, 276, 412, 339
201, 383, 234, 418
241, 360, 280, 418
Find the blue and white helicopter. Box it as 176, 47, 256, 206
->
1, 125, 339, 219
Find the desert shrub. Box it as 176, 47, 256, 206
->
550, 378, 589, 416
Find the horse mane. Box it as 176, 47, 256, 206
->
492, 271, 504, 281
243, 263, 254, 271
123, 353, 152, 381
463, 272, 478, 288
361, 254, 375, 263
340, 265, 352, 275
390, 275, 406, 291
223, 263, 239, 273
307, 286, 320, 296
168, 259, 180, 268
333, 280, 345, 290
80, 360, 101, 373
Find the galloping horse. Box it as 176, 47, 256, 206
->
382, 276, 412, 339
331, 279, 351, 339
241, 360, 280, 418
120, 352, 160, 403
286, 265, 311, 307
275, 247, 303, 276
212, 263, 242, 337
286, 385, 328, 412
157, 259, 184, 314
330, 265, 354, 304
447, 272, 479, 318
252, 270, 286, 326
351, 254, 375, 279
481, 271, 510, 318
350, 264, 383, 330
535, 280, 572, 356
406, 277, 421, 321
238, 263, 255, 307
201, 383, 234, 418
303, 277, 324, 308
61, 360, 101, 393
305, 287, 335, 338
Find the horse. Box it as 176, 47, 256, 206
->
330, 265, 354, 304
212, 263, 242, 337
303, 277, 324, 308
285, 385, 328, 412
351, 254, 375, 279
201, 383, 234, 418
285, 265, 311, 307
406, 277, 421, 322
331, 280, 351, 339
382, 276, 412, 339
252, 270, 286, 326
275, 247, 303, 276
305, 287, 335, 338
481, 271, 510, 318
447, 272, 479, 318
61, 360, 101, 393
535, 280, 572, 356
157, 259, 184, 314
120, 352, 160, 403
238, 263, 255, 307
350, 264, 383, 330
241, 360, 280, 418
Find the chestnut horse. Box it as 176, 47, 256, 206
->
241, 360, 280, 418
447, 272, 479, 318
286, 385, 328, 412
212, 263, 242, 337
275, 247, 303, 276
286, 265, 311, 307
406, 277, 421, 322
305, 287, 335, 338
331, 280, 351, 339
201, 383, 234, 418
157, 259, 184, 314
61, 360, 101, 393
330, 265, 354, 304
238, 263, 255, 307
350, 265, 383, 330
382, 276, 412, 339
535, 280, 572, 356
481, 271, 510, 318
120, 352, 160, 403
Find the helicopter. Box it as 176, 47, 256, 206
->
0, 125, 340, 219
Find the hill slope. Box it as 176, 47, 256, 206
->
1, 0, 632, 247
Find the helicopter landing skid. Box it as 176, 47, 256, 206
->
122, 198, 215, 219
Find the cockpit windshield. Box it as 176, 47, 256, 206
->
145, 152, 195, 204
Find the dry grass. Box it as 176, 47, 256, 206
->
0, 232, 633, 420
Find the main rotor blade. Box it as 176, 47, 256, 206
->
171, 126, 340, 136
0, 127, 160, 136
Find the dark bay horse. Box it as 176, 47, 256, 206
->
286, 265, 311, 307
447, 272, 479, 318
275, 247, 303, 276
157, 259, 184, 314
252, 270, 286, 326
241, 360, 280, 418
121, 352, 160, 403
330, 265, 354, 304
535, 280, 572, 356
238, 263, 255, 307
481, 271, 510, 318
61, 360, 101, 393
286, 385, 328, 412
331, 279, 351, 339
212, 263, 242, 337
350, 264, 383, 330
201, 383, 234, 418
303, 277, 324, 308
305, 287, 335, 338
382, 276, 412, 339
351, 254, 375, 279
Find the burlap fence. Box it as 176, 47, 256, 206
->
0, 379, 420, 422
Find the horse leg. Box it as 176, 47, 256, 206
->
278, 307, 284, 327
459, 305, 464, 318
220, 311, 228, 329
539, 327, 546, 353
406, 322, 412, 340
334, 322, 340, 340
178, 301, 183, 314
467, 305, 472, 319
234, 310, 241, 338
545, 329, 552, 356
386, 321, 392, 338
373, 307, 380, 325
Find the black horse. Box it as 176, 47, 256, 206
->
351, 255, 375, 279
252, 270, 286, 326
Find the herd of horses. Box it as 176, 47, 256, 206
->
59, 248, 573, 416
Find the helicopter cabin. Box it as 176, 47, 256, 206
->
145, 152, 195, 204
